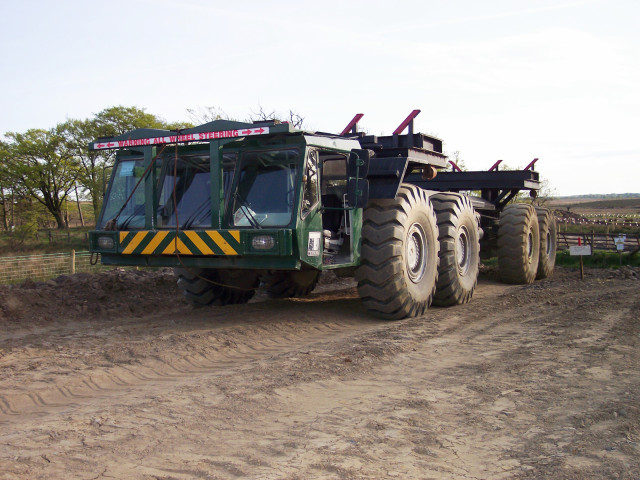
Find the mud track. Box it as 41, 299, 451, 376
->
1, 267, 639, 479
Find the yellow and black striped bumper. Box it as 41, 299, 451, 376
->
119, 230, 241, 256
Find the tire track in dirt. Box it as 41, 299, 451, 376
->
0, 275, 619, 421
0, 277, 508, 422
1, 269, 639, 479
223, 282, 639, 479
0, 288, 382, 420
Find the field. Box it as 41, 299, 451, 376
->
549, 197, 640, 214
550, 197, 640, 218
547, 196, 640, 237
1, 266, 639, 479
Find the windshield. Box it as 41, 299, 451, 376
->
99, 157, 146, 229
230, 148, 299, 228
157, 152, 236, 228
99, 152, 237, 230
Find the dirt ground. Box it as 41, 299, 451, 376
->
0, 265, 638, 479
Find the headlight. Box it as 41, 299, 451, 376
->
97, 236, 115, 249
251, 235, 275, 250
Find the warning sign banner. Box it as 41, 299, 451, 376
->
91, 127, 270, 150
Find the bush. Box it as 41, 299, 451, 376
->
8, 210, 39, 248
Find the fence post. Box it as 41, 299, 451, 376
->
71, 250, 76, 275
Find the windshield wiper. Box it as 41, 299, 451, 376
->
181, 198, 211, 229
233, 192, 261, 229
119, 204, 145, 230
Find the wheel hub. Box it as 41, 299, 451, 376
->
456, 226, 470, 274
406, 223, 427, 283
545, 231, 552, 256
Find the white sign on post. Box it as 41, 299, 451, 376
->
570, 245, 592, 256
614, 235, 626, 251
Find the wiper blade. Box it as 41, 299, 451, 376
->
119, 204, 145, 229
182, 198, 211, 229
233, 192, 261, 229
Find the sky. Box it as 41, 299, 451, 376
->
1, 0, 638, 196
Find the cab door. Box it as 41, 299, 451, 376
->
319, 152, 357, 266
298, 149, 323, 267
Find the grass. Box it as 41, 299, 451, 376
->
0, 201, 96, 257
0, 226, 92, 257
555, 250, 640, 269
484, 251, 639, 270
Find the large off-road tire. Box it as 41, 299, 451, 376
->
431, 193, 480, 306
355, 184, 439, 320
497, 204, 540, 284
174, 268, 259, 306
263, 270, 320, 298
535, 207, 557, 279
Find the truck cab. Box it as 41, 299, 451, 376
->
90, 120, 364, 275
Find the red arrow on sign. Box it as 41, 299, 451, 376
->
107, 142, 115, 147
96, 143, 105, 148
241, 129, 252, 135
254, 128, 265, 134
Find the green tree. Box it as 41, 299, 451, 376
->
58, 118, 106, 222
9, 198, 49, 247
495, 161, 556, 205
61, 106, 190, 220
92, 105, 167, 136
92, 105, 192, 134
0, 140, 13, 230
448, 150, 467, 171
532, 177, 556, 206
5, 127, 80, 229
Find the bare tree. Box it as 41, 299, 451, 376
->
185, 106, 234, 124
184, 105, 306, 128
249, 106, 305, 129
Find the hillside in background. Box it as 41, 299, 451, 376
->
553, 193, 640, 201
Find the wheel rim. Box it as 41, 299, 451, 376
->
406, 223, 427, 283
545, 231, 552, 256
456, 226, 470, 274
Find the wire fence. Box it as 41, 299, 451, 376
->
1, 229, 638, 286
557, 232, 640, 254
0, 251, 112, 285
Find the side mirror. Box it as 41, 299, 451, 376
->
347, 178, 369, 209
347, 149, 372, 179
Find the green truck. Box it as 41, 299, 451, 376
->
89, 110, 556, 319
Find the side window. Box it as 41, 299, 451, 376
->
320, 153, 348, 198
302, 149, 319, 216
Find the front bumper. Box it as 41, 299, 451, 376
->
90, 229, 296, 268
